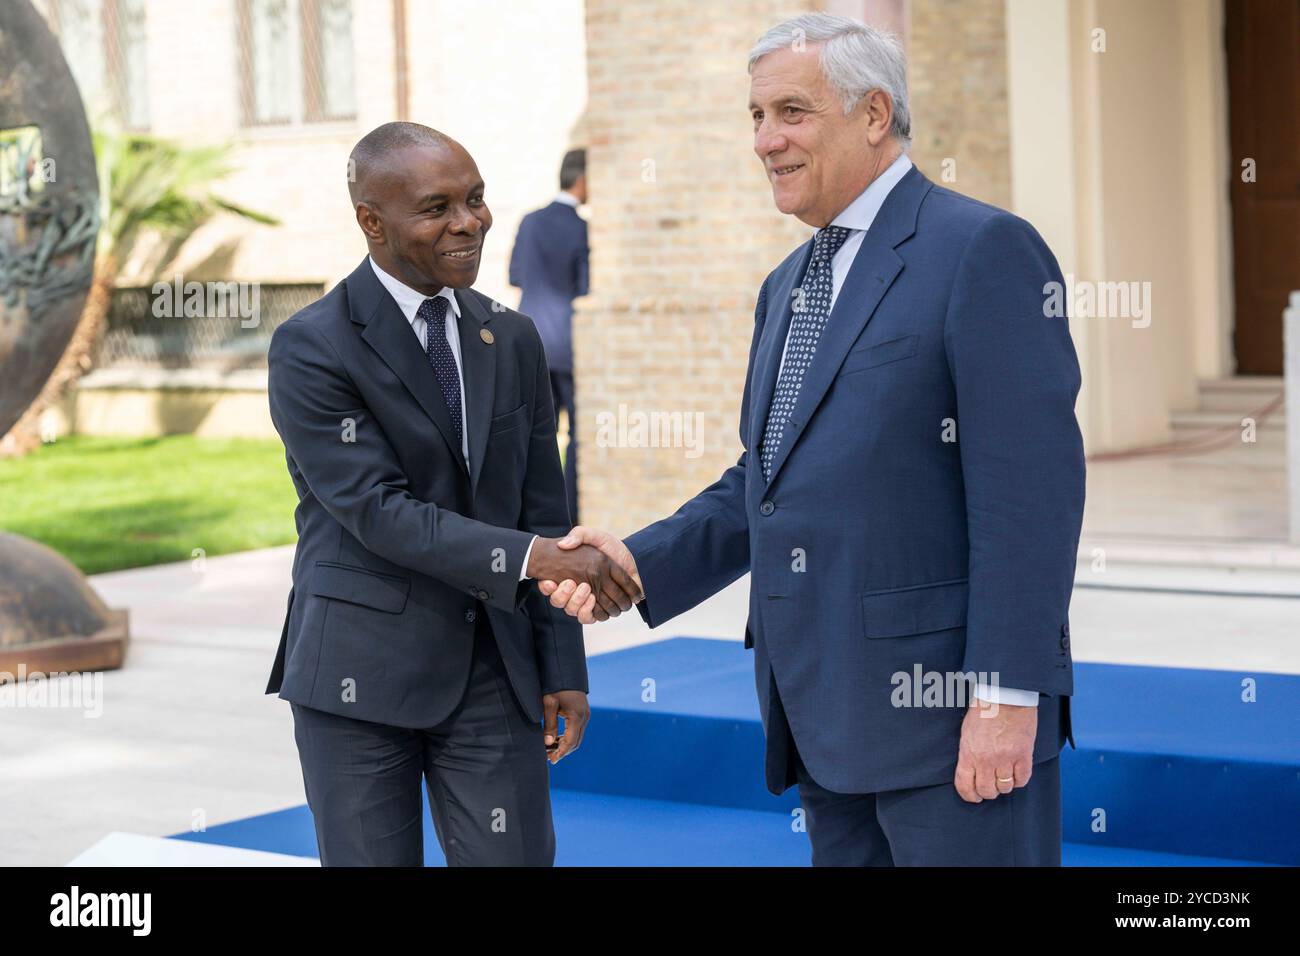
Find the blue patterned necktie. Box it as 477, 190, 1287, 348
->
758, 225, 853, 482
418, 296, 463, 452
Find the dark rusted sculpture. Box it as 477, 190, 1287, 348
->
0, 534, 128, 675
1, 0, 99, 434
0, 0, 128, 680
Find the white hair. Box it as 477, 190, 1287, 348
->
748, 13, 912, 147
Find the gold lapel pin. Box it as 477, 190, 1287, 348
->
480, 328, 495, 345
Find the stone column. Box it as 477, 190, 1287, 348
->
1286, 291, 1300, 543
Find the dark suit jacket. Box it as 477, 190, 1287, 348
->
625, 167, 1086, 795
264, 257, 587, 728
508, 200, 589, 372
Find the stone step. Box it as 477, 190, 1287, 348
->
1168, 409, 1286, 463
1195, 376, 1285, 414
1170, 409, 1285, 432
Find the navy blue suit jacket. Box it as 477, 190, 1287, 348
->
625, 167, 1086, 794
264, 258, 586, 728
508, 200, 589, 372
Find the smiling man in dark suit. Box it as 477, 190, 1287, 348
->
264, 122, 641, 866
541, 14, 1085, 866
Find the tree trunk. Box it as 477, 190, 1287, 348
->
0, 257, 117, 458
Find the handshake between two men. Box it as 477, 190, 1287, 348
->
525, 527, 639, 624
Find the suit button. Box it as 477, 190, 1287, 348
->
759, 500, 775, 516
477, 589, 490, 601
1060, 624, 1070, 650
465, 609, 477, 624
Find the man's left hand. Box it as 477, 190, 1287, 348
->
542, 690, 590, 764
954, 699, 1037, 803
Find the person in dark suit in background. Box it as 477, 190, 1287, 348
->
509, 149, 589, 522
265, 123, 640, 867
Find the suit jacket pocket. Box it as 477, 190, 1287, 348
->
839, 334, 919, 377
310, 561, 410, 613
489, 402, 529, 436
861, 577, 968, 638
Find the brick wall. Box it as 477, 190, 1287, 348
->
576, 0, 815, 535
906, 0, 1011, 208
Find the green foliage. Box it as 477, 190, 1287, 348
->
93, 129, 280, 266
0, 436, 298, 574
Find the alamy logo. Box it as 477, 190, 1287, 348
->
151, 273, 261, 329
594, 404, 704, 459
1042, 274, 1151, 328
890, 666, 1000, 711
50, 886, 151, 936
0, 667, 103, 718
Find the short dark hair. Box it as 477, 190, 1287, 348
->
348, 122, 453, 204
559, 148, 586, 190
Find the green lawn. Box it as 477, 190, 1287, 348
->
0, 435, 299, 575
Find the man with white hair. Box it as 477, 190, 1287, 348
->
541, 13, 1085, 866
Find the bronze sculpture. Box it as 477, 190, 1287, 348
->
0, 0, 128, 679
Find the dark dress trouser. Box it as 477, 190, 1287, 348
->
770, 673, 1063, 867
290, 615, 555, 866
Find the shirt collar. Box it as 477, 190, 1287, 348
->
553, 191, 580, 208
368, 255, 460, 327
826, 152, 913, 235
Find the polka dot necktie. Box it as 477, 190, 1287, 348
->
418, 296, 463, 452
758, 225, 852, 482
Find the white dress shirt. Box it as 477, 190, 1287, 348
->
368, 256, 537, 580
773, 156, 1038, 708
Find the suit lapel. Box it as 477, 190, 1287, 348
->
454, 288, 498, 498
760, 166, 932, 491
348, 259, 468, 478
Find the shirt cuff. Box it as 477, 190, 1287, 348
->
974, 683, 1040, 707
518, 535, 539, 581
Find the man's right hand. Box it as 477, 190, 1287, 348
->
537, 526, 642, 625
527, 536, 641, 621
